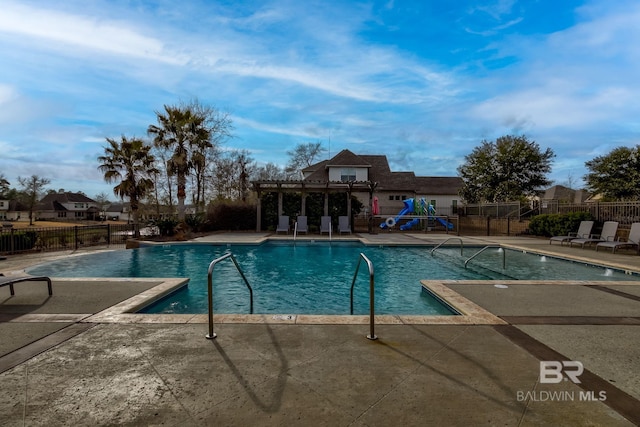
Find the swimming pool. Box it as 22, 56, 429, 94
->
27, 241, 637, 315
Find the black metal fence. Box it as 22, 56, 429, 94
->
0, 224, 140, 255
540, 200, 640, 225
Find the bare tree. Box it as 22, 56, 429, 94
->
17, 175, 51, 225
93, 192, 111, 220
285, 142, 325, 179
253, 162, 286, 181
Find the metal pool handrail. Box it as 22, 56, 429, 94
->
464, 245, 505, 269
430, 237, 464, 256
205, 252, 254, 339
350, 253, 377, 340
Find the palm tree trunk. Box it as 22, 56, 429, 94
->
177, 173, 186, 221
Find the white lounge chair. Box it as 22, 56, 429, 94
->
549, 221, 594, 245
569, 221, 619, 249
276, 215, 289, 234
596, 222, 640, 254
338, 216, 351, 234
296, 216, 308, 234
320, 216, 331, 234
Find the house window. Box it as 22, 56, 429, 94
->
75, 212, 84, 218
395, 195, 400, 200
0, 201, 4, 207
452, 200, 458, 214
58, 212, 67, 218
401, 195, 407, 200
340, 168, 356, 182
388, 195, 394, 201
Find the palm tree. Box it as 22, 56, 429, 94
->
97, 136, 158, 237
148, 105, 211, 220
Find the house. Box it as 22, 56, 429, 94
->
105, 203, 131, 222
301, 150, 462, 216
0, 199, 8, 221
37, 192, 101, 221
251, 149, 463, 231
0, 200, 30, 222
541, 185, 590, 204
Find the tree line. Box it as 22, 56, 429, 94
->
2, 101, 639, 230
456, 135, 640, 203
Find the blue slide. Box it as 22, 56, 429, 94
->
434, 216, 454, 230
381, 198, 455, 230
427, 203, 454, 230
380, 198, 414, 229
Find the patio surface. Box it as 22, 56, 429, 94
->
0, 232, 639, 426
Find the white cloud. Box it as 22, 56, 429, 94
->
0, 2, 185, 64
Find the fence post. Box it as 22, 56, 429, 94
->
507, 216, 511, 236
107, 224, 111, 246
74, 226, 79, 250
486, 216, 491, 236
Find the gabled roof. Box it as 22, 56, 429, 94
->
325, 149, 372, 168
38, 192, 96, 211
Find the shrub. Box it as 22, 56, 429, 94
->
185, 213, 207, 232
0, 230, 37, 252
151, 218, 179, 236
528, 212, 593, 237
207, 202, 257, 231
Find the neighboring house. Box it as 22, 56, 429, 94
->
37, 192, 100, 221
0, 199, 7, 221
252, 149, 463, 231
541, 185, 590, 204
105, 203, 131, 222
1, 200, 31, 222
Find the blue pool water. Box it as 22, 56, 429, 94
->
27, 242, 636, 315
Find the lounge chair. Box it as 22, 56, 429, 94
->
338, 216, 351, 234
596, 222, 640, 254
549, 221, 594, 245
320, 216, 331, 234
569, 221, 619, 249
276, 215, 289, 234
0, 273, 52, 296
296, 216, 308, 234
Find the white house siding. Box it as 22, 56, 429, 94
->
327, 167, 368, 182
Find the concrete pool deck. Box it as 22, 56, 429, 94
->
0, 232, 639, 425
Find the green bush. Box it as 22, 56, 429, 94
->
185, 213, 207, 232
528, 212, 593, 237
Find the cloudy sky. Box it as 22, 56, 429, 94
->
1, 0, 639, 199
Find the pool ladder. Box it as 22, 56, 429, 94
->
350, 253, 377, 340
431, 239, 505, 269
464, 246, 505, 269
205, 252, 254, 339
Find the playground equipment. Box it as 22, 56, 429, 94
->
380, 198, 454, 230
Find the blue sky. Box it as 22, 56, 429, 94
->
1, 0, 639, 199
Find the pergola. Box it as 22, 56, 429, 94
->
251, 180, 378, 232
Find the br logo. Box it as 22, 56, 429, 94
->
539, 361, 584, 384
